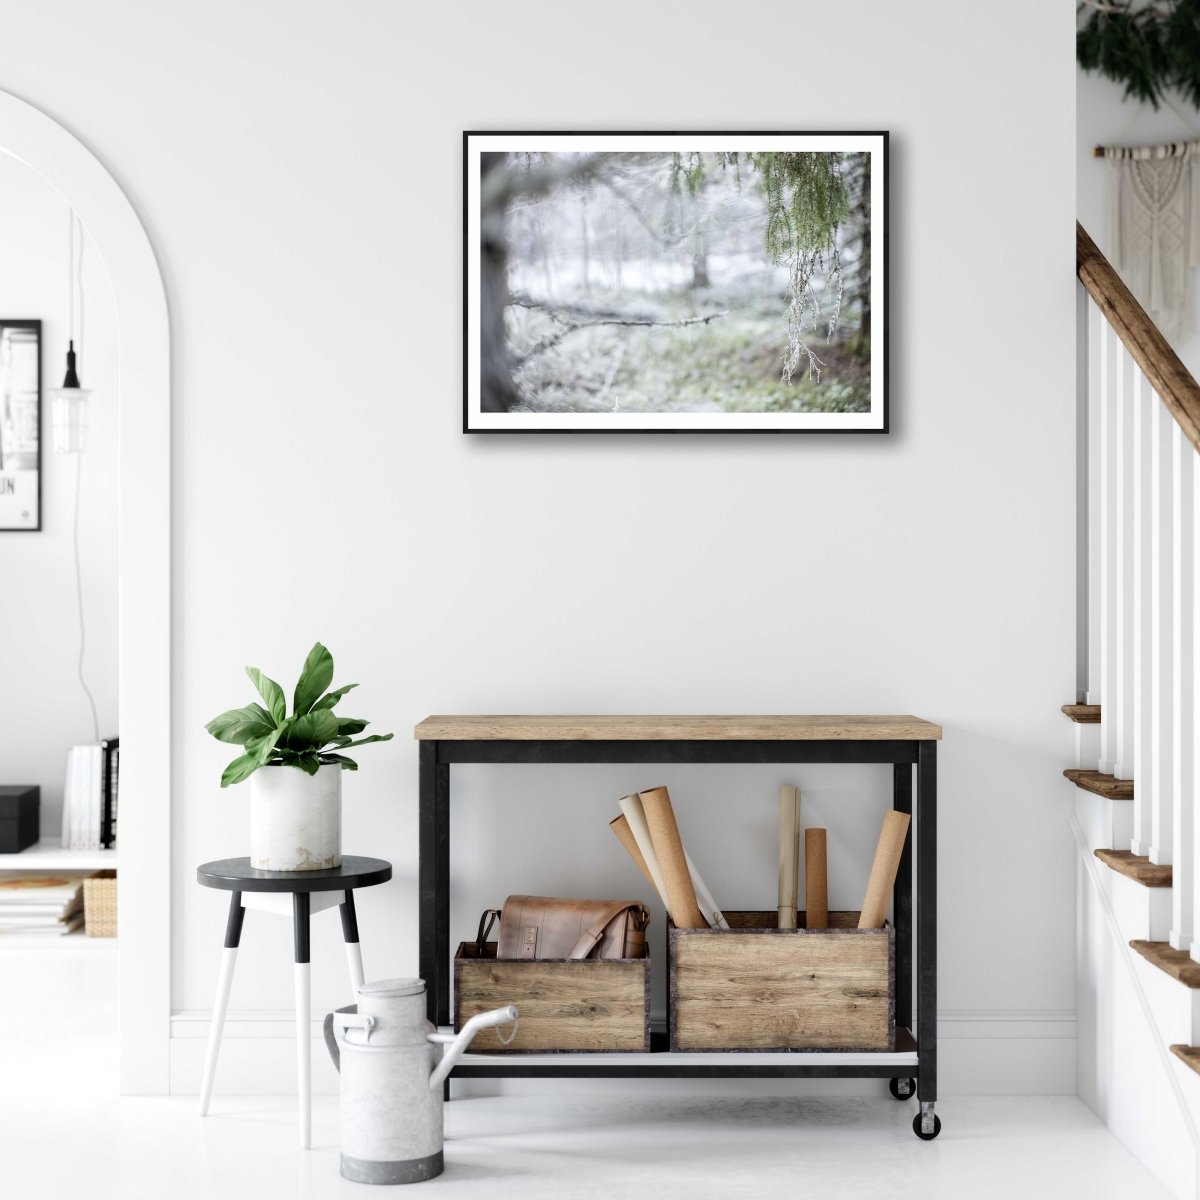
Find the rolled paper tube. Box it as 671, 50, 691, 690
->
805, 828, 828, 930
617, 794, 671, 912
609, 813, 662, 899
858, 810, 912, 929
638, 785, 708, 929
683, 849, 730, 930
778, 786, 799, 929
617, 795, 727, 927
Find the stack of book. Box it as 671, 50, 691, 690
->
0, 872, 88, 935
61, 738, 119, 851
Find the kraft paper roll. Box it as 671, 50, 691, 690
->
778, 786, 799, 929
639, 785, 708, 929
618, 795, 728, 928
617, 794, 670, 909
858, 810, 911, 929
805, 828, 828, 930
610, 813, 662, 899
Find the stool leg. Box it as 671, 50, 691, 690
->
293, 892, 311, 1150
340, 890, 365, 994
199, 892, 245, 1116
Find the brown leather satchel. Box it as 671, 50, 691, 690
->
474, 895, 650, 961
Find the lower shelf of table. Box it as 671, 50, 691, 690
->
445, 1025, 919, 1078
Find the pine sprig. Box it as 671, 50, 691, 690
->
1078, 0, 1200, 110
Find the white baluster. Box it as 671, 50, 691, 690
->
1188, 443, 1200, 964
1131, 370, 1155, 854
1087, 299, 1103, 709
1114, 348, 1136, 781
1099, 322, 1120, 777
1149, 400, 1176, 866
1170, 425, 1194, 946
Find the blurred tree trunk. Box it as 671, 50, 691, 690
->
856, 155, 871, 341
691, 230, 710, 289
480, 153, 521, 413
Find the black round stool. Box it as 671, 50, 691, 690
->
196, 856, 391, 1148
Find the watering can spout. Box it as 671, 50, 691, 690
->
428, 1006, 518, 1090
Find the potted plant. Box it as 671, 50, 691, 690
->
205, 642, 393, 871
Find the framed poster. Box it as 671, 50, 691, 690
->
464, 132, 887, 434
0, 320, 41, 529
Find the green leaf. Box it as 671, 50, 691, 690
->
319, 753, 359, 771
245, 667, 286, 724
312, 683, 358, 712
249, 726, 284, 765
220, 752, 261, 787
206, 703, 275, 746
336, 733, 394, 751
281, 708, 340, 753
293, 642, 335, 717
294, 752, 321, 776
336, 717, 369, 737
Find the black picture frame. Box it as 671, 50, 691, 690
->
464, 131, 888, 435
0, 319, 42, 529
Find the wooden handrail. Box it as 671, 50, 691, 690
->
1077, 221, 1200, 454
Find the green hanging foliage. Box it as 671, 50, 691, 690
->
1078, 0, 1200, 110
668, 150, 850, 382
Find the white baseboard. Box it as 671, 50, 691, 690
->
169, 1009, 1077, 1098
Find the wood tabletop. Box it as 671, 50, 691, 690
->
414, 715, 942, 742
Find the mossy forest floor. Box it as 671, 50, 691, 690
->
507, 286, 870, 416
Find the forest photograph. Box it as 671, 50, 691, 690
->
465, 133, 886, 432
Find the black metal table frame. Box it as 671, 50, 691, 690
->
418, 737, 935, 1113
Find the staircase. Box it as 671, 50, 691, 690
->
1073, 224, 1200, 1199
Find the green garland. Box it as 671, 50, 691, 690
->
1078, 0, 1200, 109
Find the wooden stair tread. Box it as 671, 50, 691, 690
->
1064, 769, 1134, 799
1062, 704, 1101, 724
1170, 1045, 1200, 1076
1130, 941, 1200, 987
1094, 849, 1172, 887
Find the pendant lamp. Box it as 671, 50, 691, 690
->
51, 339, 91, 454
50, 212, 93, 454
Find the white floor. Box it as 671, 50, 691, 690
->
0, 1090, 1173, 1200
0, 945, 1175, 1199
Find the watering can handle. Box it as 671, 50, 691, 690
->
324, 1004, 374, 1072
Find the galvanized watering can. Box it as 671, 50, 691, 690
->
324, 977, 517, 1185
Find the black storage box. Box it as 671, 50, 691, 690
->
0, 786, 39, 853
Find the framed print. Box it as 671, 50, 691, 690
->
464, 132, 887, 434
0, 320, 41, 528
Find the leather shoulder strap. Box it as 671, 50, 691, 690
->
567, 901, 649, 960
474, 907, 501, 953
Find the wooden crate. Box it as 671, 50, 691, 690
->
669, 910, 894, 1052
454, 941, 650, 1053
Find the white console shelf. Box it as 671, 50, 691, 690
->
0, 837, 118, 871
0, 840, 117, 946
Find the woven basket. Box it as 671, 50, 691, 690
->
83, 870, 117, 938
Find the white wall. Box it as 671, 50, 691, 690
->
1078, 68, 1200, 375
0, 1, 1077, 1093
0, 152, 117, 835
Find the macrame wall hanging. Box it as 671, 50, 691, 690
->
1097, 139, 1200, 341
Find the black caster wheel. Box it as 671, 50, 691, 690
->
889, 1077, 915, 1101
913, 1113, 942, 1141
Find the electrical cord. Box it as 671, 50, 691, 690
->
68, 209, 99, 744
72, 451, 100, 745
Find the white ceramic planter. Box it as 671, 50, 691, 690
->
250, 762, 342, 871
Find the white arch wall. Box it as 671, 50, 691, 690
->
0, 89, 171, 1094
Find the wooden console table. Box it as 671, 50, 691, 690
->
414, 714, 942, 1139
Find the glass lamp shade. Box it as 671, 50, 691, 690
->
51, 386, 92, 454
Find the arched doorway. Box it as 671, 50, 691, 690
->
0, 89, 170, 1094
